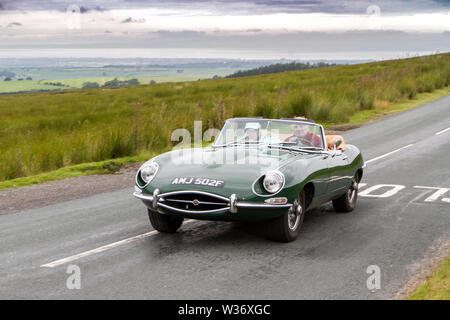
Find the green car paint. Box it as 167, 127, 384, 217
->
134, 141, 364, 221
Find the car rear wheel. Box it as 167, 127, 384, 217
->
266, 189, 305, 242
148, 209, 184, 233
332, 174, 358, 213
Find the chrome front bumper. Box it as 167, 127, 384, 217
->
133, 189, 292, 214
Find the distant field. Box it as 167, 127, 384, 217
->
0, 80, 58, 93
0, 66, 238, 93
0, 53, 448, 181
4, 66, 237, 80
0, 77, 201, 94
42, 77, 198, 88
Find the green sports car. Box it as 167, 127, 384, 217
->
134, 118, 364, 242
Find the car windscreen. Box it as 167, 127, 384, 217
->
214, 119, 324, 150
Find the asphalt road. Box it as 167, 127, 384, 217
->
0, 95, 449, 299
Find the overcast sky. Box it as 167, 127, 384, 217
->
1, 0, 449, 59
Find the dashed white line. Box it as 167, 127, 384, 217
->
365, 144, 414, 164
435, 127, 450, 135
41, 219, 196, 268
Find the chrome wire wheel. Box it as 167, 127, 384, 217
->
333, 173, 360, 213
288, 200, 303, 231
267, 189, 305, 242
347, 180, 358, 204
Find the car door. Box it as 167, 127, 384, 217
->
326, 149, 351, 196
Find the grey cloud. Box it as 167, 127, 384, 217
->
79, 5, 106, 13
121, 17, 146, 23
8, 22, 22, 27
0, 0, 449, 14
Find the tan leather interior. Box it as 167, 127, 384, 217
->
326, 135, 346, 151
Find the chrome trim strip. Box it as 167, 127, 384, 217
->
230, 194, 237, 213
133, 192, 154, 202
159, 190, 230, 203
320, 125, 327, 151
134, 190, 292, 213
158, 202, 229, 214
153, 188, 160, 208
164, 199, 227, 206
236, 202, 292, 209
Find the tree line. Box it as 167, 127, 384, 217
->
82, 78, 141, 89
223, 62, 336, 79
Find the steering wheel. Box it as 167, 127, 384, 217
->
285, 136, 314, 147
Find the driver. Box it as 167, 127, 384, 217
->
284, 117, 322, 148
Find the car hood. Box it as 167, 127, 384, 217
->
145, 146, 304, 198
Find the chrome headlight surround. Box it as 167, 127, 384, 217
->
137, 161, 159, 188
262, 171, 285, 194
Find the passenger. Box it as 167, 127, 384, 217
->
243, 122, 261, 142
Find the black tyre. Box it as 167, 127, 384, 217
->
266, 190, 305, 242
332, 174, 358, 213
148, 209, 184, 233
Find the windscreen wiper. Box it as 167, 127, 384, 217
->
267, 144, 324, 154
214, 141, 265, 148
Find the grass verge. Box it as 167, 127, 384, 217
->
348, 86, 450, 125
0, 152, 153, 191
323, 86, 450, 127
409, 254, 450, 300
0, 85, 448, 191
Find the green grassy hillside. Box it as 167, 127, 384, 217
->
0, 53, 449, 182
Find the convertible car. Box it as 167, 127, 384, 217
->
134, 118, 364, 242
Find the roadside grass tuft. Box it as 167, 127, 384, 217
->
409, 255, 450, 300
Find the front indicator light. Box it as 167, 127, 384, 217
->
264, 197, 288, 205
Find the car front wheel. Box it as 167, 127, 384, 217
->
148, 209, 184, 233
266, 190, 305, 242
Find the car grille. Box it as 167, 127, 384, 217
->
160, 191, 229, 212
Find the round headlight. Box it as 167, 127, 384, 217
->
140, 162, 158, 184
263, 171, 285, 194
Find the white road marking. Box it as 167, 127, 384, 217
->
435, 127, 450, 135
359, 184, 405, 198
358, 183, 368, 189
41, 220, 196, 268
365, 144, 414, 164
414, 186, 450, 202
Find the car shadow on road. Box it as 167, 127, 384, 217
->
142, 198, 378, 266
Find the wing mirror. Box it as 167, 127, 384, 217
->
329, 137, 342, 157
332, 137, 342, 150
